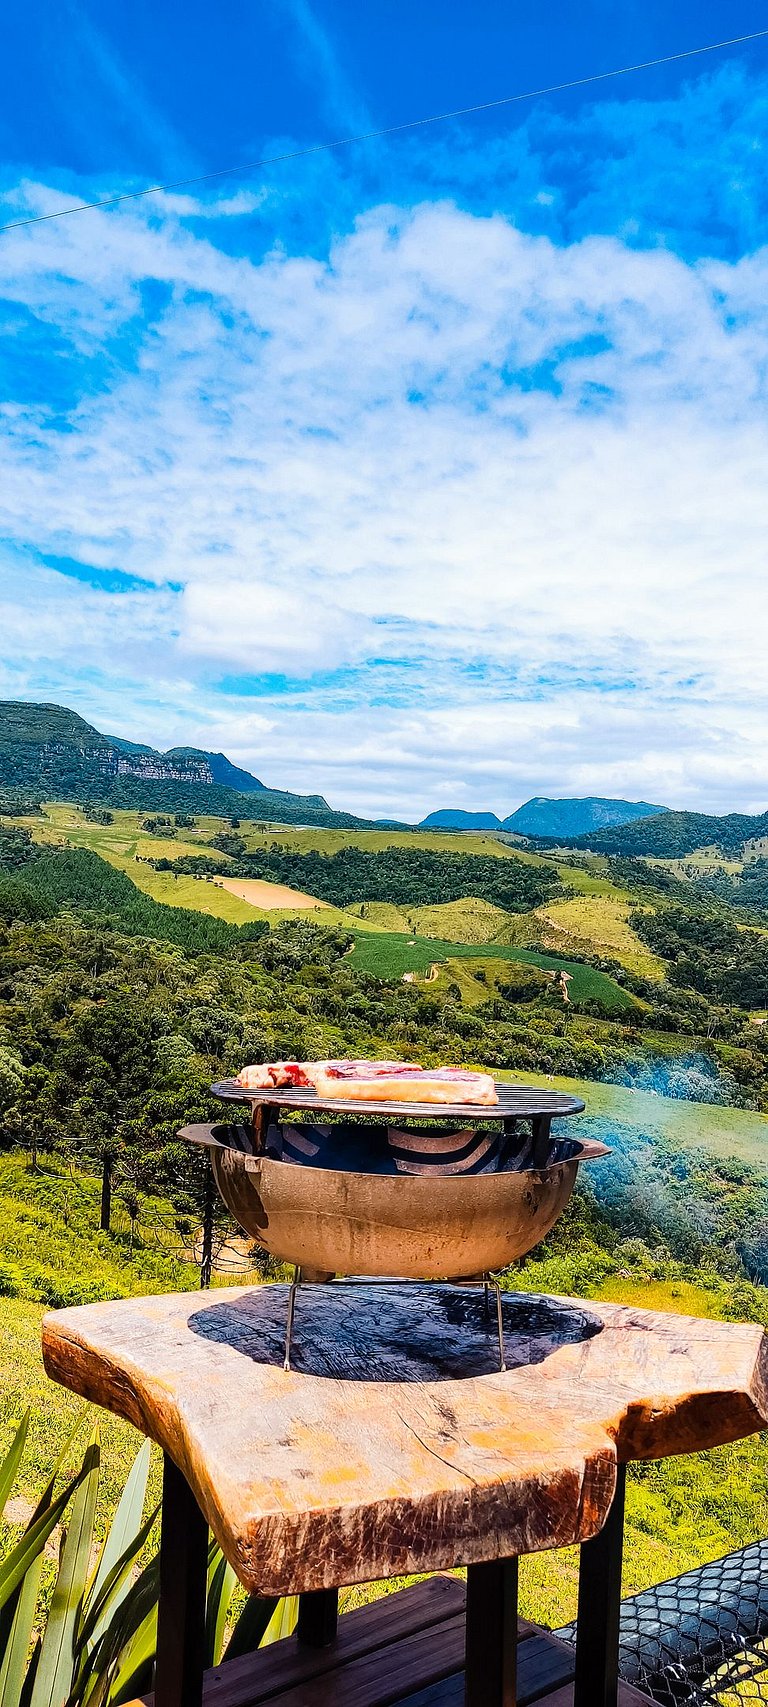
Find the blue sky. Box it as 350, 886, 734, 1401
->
1, 2, 768, 818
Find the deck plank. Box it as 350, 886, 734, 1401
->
534, 1685, 655, 1706
133, 1576, 554, 1707
136, 1577, 464, 1707
390, 1631, 574, 1706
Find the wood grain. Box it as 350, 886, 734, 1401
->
42, 1285, 768, 1597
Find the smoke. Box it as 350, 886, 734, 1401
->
603, 1052, 739, 1106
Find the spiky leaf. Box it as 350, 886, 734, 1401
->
29, 1433, 100, 1707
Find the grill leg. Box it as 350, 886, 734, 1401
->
297, 1588, 339, 1647
284, 1266, 301, 1371
465, 1556, 518, 1706
155, 1454, 208, 1707
494, 1281, 506, 1371
531, 1114, 552, 1167
573, 1462, 626, 1707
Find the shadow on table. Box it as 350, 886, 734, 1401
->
188, 1285, 604, 1381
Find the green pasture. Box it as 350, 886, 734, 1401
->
346, 929, 636, 1009
498, 1069, 768, 1168
534, 893, 665, 980
11, 808, 643, 964
237, 824, 523, 857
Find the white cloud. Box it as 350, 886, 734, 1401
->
0, 191, 767, 818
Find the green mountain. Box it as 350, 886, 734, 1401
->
555, 807, 768, 858
419, 809, 503, 830
109, 735, 265, 792
503, 796, 668, 837
0, 701, 390, 829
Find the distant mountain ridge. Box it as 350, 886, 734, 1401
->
505, 796, 668, 837
421, 796, 667, 837
420, 809, 504, 830
0, 701, 394, 830
556, 807, 768, 858
110, 736, 267, 794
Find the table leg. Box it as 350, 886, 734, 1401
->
154, 1453, 209, 1707
573, 1462, 626, 1707
297, 1587, 339, 1647
465, 1556, 518, 1706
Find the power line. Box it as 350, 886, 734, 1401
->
2, 25, 768, 235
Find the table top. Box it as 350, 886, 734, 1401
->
43, 1284, 768, 1598
211, 1079, 586, 1123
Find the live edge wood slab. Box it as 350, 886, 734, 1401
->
42, 1284, 768, 1598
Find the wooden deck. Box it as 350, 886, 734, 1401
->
133, 1577, 654, 1707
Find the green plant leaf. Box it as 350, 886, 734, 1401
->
0, 1553, 43, 1707
0, 1411, 92, 1701
0, 1412, 29, 1519
103, 1605, 157, 1707
74, 1506, 159, 1661
79, 1558, 159, 1707
260, 1595, 297, 1646
204, 1552, 236, 1669
29, 1432, 100, 1707
85, 1442, 150, 1618
222, 1591, 280, 1663
0, 1470, 86, 1615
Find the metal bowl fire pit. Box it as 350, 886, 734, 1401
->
184, 1080, 606, 1280
182, 1081, 607, 1369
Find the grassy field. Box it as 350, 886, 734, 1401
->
13, 805, 648, 903
498, 1069, 768, 1167
534, 894, 666, 980
8, 809, 654, 976
347, 929, 637, 1008
347, 897, 528, 943
0, 1154, 198, 1531
647, 852, 745, 877
425, 955, 550, 1006
0, 1153, 196, 1306
236, 824, 525, 857
13, 805, 384, 932
0, 1295, 164, 1540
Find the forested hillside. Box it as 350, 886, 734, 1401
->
181, 843, 563, 911
0, 700, 394, 829
631, 906, 768, 1007
551, 807, 768, 857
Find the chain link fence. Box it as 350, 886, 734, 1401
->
558, 1541, 768, 1703
45, 1143, 269, 1287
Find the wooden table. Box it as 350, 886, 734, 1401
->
42, 1283, 768, 1707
